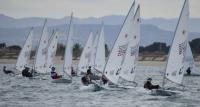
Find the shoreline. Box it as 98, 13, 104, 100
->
0, 58, 199, 67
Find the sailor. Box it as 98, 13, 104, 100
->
186, 67, 191, 75
50, 67, 62, 79
3, 66, 14, 74
101, 74, 108, 85
144, 78, 160, 90
71, 67, 77, 76
22, 67, 33, 77
87, 66, 93, 74
81, 74, 92, 86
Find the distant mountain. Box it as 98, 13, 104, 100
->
0, 24, 199, 50
0, 14, 200, 49
0, 14, 200, 33
143, 18, 200, 33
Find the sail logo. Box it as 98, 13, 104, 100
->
117, 44, 128, 56
131, 45, 139, 56
178, 41, 186, 55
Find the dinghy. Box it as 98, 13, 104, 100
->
34, 19, 49, 74
78, 32, 94, 74
94, 24, 106, 74
93, 1, 139, 90
16, 28, 33, 72
153, 0, 189, 96
46, 30, 59, 72
52, 13, 74, 83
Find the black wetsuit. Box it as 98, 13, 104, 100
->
144, 81, 160, 90
81, 76, 91, 85
102, 76, 108, 84
22, 69, 33, 77
186, 68, 191, 75
3, 67, 14, 74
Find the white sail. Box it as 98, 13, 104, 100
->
94, 25, 105, 73
78, 32, 94, 73
120, 5, 140, 82
63, 13, 74, 77
34, 19, 49, 74
184, 42, 196, 73
165, 0, 189, 84
91, 32, 99, 69
16, 28, 33, 72
46, 30, 59, 72
104, 1, 136, 84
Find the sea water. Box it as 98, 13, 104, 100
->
0, 64, 200, 107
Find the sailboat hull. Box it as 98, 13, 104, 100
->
151, 89, 179, 96
51, 78, 72, 83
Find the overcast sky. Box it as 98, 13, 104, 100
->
0, 0, 199, 19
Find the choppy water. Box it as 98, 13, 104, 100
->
1, 64, 200, 107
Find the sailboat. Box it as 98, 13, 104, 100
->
46, 30, 59, 73
119, 3, 140, 87
16, 27, 33, 72
34, 19, 49, 74
78, 32, 94, 74
94, 24, 106, 74
153, 0, 189, 96
184, 42, 198, 76
52, 13, 74, 83
102, 1, 137, 86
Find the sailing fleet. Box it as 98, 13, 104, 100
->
14, 0, 198, 95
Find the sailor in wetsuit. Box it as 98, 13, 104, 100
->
81, 74, 92, 86
50, 67, 62, 79
101, 74, 108, 85
144, 78, 160, 90
186, 67, 191, 75
3, 66, 14, 74
22, 67, 33, 77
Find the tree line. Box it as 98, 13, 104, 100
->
0, 38, 200, 59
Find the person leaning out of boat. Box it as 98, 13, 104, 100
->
50, 67, 62, 79
22, 67, 33, 77
186, 67, 191, 75
81, 73, 92, 86
144, 78, 160, 90
3, 66, 14, 74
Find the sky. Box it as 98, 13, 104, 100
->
0, 0, 199, 19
